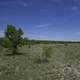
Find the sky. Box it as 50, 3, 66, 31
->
0, 0, 80, 41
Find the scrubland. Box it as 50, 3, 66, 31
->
0, 43, 80, 80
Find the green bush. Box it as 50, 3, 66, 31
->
0, 37, 12, 48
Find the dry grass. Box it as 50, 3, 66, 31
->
0, 43, 80, 80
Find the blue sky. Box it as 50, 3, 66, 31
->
0, 0, 80, 41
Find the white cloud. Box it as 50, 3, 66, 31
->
18, 1, 28, 7
71, 6, 80, 16
74, 32, 80, 35
0, 1, 28, 7
40, 9, 49, 12
62, 0, 80, 16
72, 6, 78, 11
50, 0, 62, 3
35, 24, 51, 28
27, 33, 51, 40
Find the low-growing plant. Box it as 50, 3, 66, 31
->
64, 43, 68, 46
0, 37, 12, 48
42, 46, 53, 62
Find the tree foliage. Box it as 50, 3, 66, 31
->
5, 24, 24, 54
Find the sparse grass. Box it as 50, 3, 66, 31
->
41, 46, 53, 62
0, 43, 80, 80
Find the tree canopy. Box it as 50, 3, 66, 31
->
5, 24, 24, 54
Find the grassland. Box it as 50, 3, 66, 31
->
0, 43, 80, 80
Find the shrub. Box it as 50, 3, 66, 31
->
42, 46, 53, 62
0, 37, 12, 48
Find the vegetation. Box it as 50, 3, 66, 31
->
41, 46, 53, 62
0, 43, 80, 80
5, 24, 24, 54
0, 24, 80, 80
0, 37, 14, 48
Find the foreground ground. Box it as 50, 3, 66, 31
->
0, 43, 80, 80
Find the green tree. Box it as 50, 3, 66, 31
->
5, 24, 24, 54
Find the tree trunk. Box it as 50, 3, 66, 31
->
12, 44, 17, 55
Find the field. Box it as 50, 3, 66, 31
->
0, 43, 80, 80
